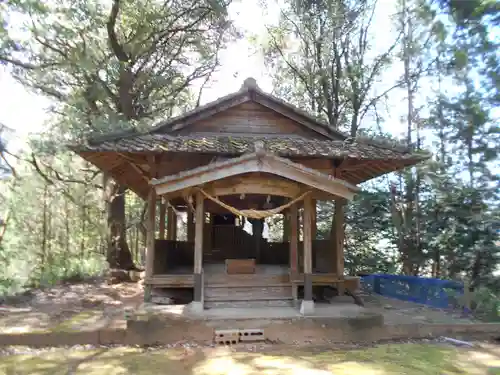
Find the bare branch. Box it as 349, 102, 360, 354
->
106, 0, 129, 62
0, 55, 59, 70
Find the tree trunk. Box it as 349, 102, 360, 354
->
0, 209, 10, 248
104, 175, 136, 270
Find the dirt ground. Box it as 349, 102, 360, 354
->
0, 280, 477, 334
1, 342, 500, 374
0, 280, 142, 333
361, 292, 478, 325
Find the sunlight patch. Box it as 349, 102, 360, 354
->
252, 355, 332, 374
328, 361, 385, 375
193, 354, 255, 375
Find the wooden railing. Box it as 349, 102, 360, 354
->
153, 238, 335, 273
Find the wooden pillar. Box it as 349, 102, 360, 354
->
333, 199, 346, 295
289, 205, 298, 273
206, 213, 213, 252
311, 199, 317, 240
167, 206, 177, 241
144, 188, 156, 302
192, 191, 204, 312
283, 212, 290, 242
159, 201, 166, 240
289, 204, 299, 301
301, 195, 314, 315
187, 210, 194, 242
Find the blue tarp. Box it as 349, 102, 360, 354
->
361, 274, 464, 309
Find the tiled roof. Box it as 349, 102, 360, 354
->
74, 133, 429, 161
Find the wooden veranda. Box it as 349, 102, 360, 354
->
71, 77, 429, 314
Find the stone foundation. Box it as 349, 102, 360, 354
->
1, 317, 500, 347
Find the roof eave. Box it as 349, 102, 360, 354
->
152, 152, 359, 201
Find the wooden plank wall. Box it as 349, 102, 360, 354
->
178, 102, 320, 138
297, 240, 334, 273
261, 242, 289, 265
153, 238, 332, 273
154, 240, 194, 273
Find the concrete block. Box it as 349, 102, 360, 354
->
239, 329, 265, 342
300, 300, 315, 315
189, 301, 204, 315
215, 329, 240, 345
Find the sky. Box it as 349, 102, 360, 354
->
0, 0, 405, 153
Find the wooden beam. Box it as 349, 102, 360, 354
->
289, 204, 298, 274
187, 209, 194, 242
193, 191, 204, 305
154, 153, 258, 192
167, 206, 177, 241
289, 203, 299, 301
159, 201, 166, 240
303, 196, 313, 275
144, 188, 156, 302
333, 199, 346, 295
264, 157, 356, 200
283, 210, 290, 241
290, 158, 335, 174
154, 152, 358, 200
117, 153, 150, 181
194, 192, 205, 274
205, 174, 303, 198
301, 195, 314, 314
311, 199, 317, 240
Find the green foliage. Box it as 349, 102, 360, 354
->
266, 0, 499, 285
0, 0, 236, 273
461, 286, 500, 322
262, 0, 399, 134
33, 254, 108, 289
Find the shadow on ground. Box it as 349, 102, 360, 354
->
2, 343, 500, 375
0, 282, 141, 334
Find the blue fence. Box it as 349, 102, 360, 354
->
361, 274, 464, 309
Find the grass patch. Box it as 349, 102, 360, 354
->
52, 311, 105, 332
1, 343, 500, 374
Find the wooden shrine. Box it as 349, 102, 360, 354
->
71, 78, 429, 314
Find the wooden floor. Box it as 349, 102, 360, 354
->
146, 263, 289, 288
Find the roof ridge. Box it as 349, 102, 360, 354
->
83, 128, 141, 145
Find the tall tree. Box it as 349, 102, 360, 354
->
263, 0, 402, 135
0, 0, 235, 269
418, 0, 499, 284
263, 0, 415, 265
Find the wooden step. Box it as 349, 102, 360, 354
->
205, 273, 289, 285
205, 299, 294, 309
145, 274, 193, 287
205, 280, 292, 288
205, 285, 293, 301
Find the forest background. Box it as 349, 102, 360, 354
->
0, 0, 498, 314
